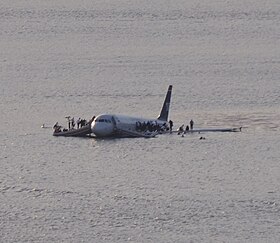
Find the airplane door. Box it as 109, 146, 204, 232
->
111, 116, 117, 130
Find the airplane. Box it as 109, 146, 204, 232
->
53, 84, 242, 138
91, 85, 173, 138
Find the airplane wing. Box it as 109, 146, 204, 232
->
181, 127, 242, 133
53, 124, 92, 137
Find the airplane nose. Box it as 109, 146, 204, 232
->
91, 121, 114, 137
91, 122, 100, 135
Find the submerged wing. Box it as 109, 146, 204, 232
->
183, 127, 242, 133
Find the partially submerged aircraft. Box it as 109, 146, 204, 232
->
91, 85, 173, 138
53, 85, 242, 138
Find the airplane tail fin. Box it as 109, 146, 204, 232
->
157, 85, 172, 121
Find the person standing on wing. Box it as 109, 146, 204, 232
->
190, 119, 194, 130
169, 120, 173, 133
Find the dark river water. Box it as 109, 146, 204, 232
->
1, 1, 279, 242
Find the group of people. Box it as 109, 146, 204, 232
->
135, 119, 195, 134
53, 122, 62, 133
53, 116, 95, 133
168, 119, 194, 134
136, 121, 169, 133
64, 116, 88, 130
178, 119, 194, 133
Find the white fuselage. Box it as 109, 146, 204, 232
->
91, 85, 172, 138
91, 114, 167, 137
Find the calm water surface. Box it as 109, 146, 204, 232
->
1, 0, 280, 242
